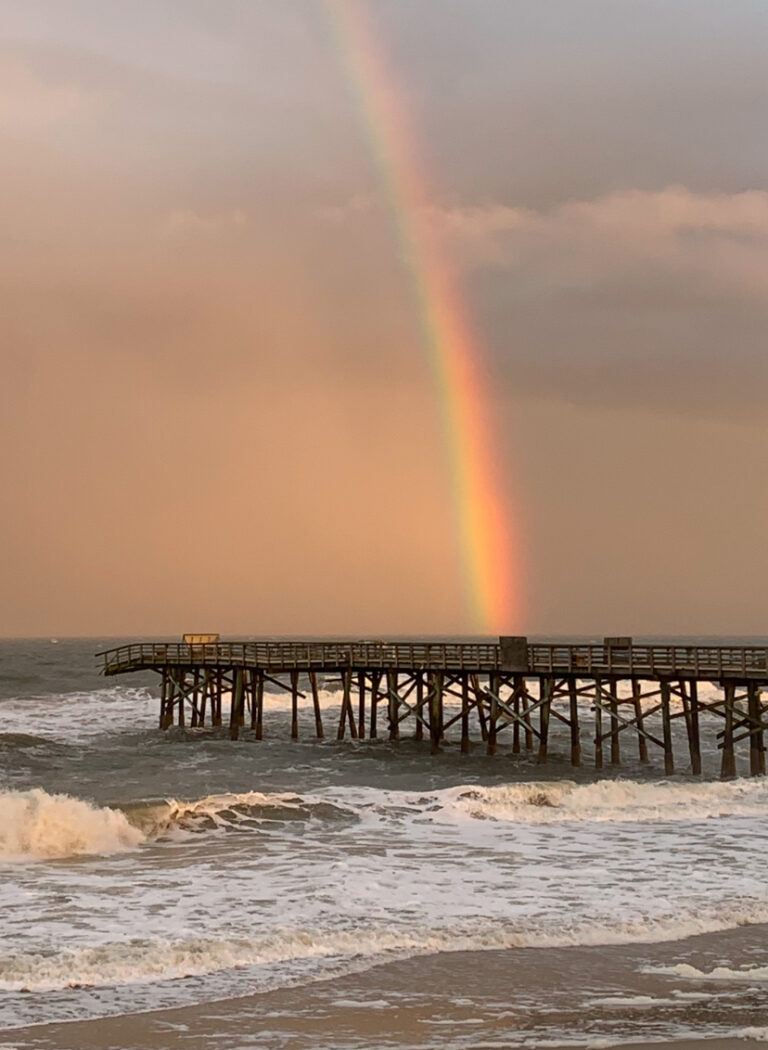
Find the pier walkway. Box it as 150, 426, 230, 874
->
98, 638, 768, 778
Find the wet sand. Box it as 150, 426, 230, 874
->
5, 929, 768, 1050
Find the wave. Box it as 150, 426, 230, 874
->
6, 901, 768, 992
644, 962, 768, 982
0, 788, 354, 861
0, 732, 68, 752
0, 927, 403, 992
4, 776, 767, 863
444, 778, 768, 824
0, 789, 145, 860
130, 791, 355, 836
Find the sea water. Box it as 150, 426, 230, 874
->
2, 638, 768, 1048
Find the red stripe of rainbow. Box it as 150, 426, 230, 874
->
325, 0, 520, 632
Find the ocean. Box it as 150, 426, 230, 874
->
2, 638, 768, 1050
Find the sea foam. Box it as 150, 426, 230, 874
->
444, 778, 768, 824
5, 904, 768, 992
0, 789, 145, 860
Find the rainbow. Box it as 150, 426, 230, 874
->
324, 0, 520, 633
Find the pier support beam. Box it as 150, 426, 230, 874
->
309, 672, 323, 739
229, 668, 244, 740
537, 677, 551, 764
461, 674, 470, 753
429, 672, 443, 753
681, 680, 702, 776
339, 670, 358, 740
660, 679, 674, 775
632, 679, 648, 762
291, 670, 300, 740
414, 674, 425, 741
487, 673, 499, 756
569, 678, 580, 766
387, 671, 399, 742
358, 672, 366, 741
369, 672, 380, 739
721, 682, 737, 780
747, 682, 764, 777
159, 671, 170, 730
253, 670, 264, 739
609, 679, 620, 766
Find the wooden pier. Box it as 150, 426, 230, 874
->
98, 638, 768, 778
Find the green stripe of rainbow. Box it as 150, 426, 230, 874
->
325, 0, 520, 633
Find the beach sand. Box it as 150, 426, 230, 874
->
5, 939, 768, 1050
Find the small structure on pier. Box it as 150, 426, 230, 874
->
97, 636, 768, 779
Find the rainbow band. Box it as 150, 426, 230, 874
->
325, 0, 519, 632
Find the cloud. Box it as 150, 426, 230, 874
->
0, 57, 96, 125
419, 188, 768, 415
160, 208, 248, 241
430, 187, 768, 283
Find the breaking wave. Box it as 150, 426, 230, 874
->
0, 789, 145, 860
130, 791, 355, 836
6, 902, 768, 992
6, 776, 765, 861
444, 778, 768, 824
0, 788, 355, 861
644, 962, 768, 982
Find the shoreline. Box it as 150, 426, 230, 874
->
4, 929, 768, 1050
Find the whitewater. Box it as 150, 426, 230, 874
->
3, 639, 768, 1048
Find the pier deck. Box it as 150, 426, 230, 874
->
98, 639, 768, 778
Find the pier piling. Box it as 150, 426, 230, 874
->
98, 638, 768, 779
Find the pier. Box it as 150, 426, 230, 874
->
98, 638, 768, 778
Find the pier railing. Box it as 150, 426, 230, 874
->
98, 641, 768, 680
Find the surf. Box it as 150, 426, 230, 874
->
0, 789, 146, 860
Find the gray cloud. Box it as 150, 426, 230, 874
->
2, 1, 768, 634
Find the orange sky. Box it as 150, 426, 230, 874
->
2, 1, 768, 637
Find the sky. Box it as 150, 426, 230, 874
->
2, 0, 768, 637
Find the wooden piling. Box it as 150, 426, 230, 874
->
429, 672, 443, 754
487, 673, 499, 756
415, 674, 424, 741
309, 672, 323, 739
190, 670, 200, 727
687, 680, 701, 775
177, 671, 186, 728
660, 679, 674, 775
461, 673, 470, 754
291, 670, 300, 740
212, 671, 222, 726
721, 682, 736, 780
512, 676, 521, 754
537, 677, 551, 764
229, 668, 244, 741
254, 670, 264, 739
339, 669, 358, 740
631, 678, 648, 762
387, 671, 399, 742
369, 672, 379, 739
357, 672, 366, 741
747, 682, 762, 777
520, 681, 533, 750
101, 638, 768, 777
609, 679, 620, 765
471, 675, 488, 742
199, 671, 208, 726
680, 680, 702, 775
159, 670, 168, 730
568, 678, 580, 766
